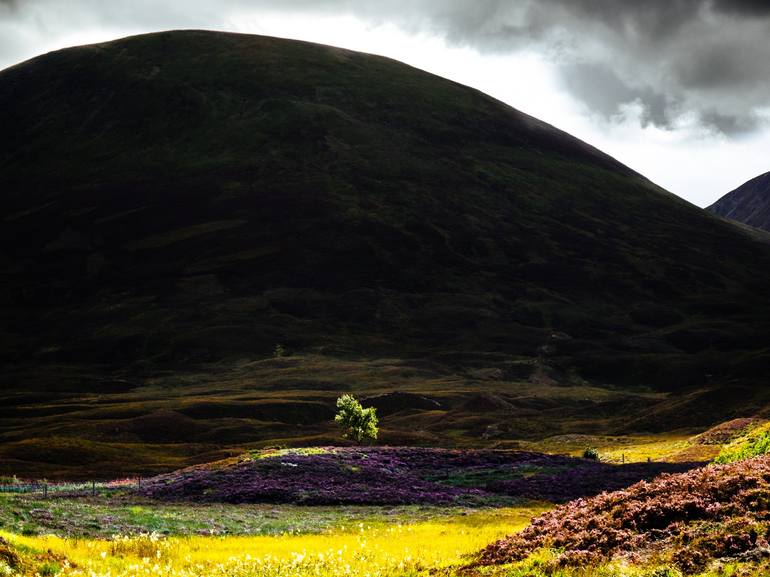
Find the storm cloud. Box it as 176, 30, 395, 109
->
1, 0, 770, 135
316, 0, 770, 135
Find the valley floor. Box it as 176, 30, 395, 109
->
0, 501, 540, 577
2, 420, 767, 577
3, 354, 745, 480
2, 496, 769, 577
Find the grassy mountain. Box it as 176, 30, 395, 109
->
709, 171, 770, 232
2, 30, 770, 475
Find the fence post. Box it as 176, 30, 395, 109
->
44, 484, 48, 499
91, 480, 96, 497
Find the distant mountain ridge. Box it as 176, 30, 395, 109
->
708, 171, 770, 232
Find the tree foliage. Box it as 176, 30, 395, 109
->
335, 394, 378, 444
583, 447, 600, 461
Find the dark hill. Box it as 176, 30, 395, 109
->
2, 30, 770, 473
708, 171, 770, 232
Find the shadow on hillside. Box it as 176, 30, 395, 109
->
486, 456, 703, 503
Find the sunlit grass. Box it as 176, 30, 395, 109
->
599, 436, 691, 463
1, 506, 545, 577
525, 433, 698, 463
715, 421, 770, 463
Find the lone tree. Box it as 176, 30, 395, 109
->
335, 394, 378, 444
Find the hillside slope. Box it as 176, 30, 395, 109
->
2, 30, 770, 472
709, 171, 770, 232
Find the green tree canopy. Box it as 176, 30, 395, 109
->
334, 394, 378, 444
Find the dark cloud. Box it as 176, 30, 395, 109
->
541, 0, 701, 40
711, 0, 770, 16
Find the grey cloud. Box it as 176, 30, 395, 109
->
700, 110, 759, 136
560, 62, 677, 129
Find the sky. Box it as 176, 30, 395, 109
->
1, 0, 770, 207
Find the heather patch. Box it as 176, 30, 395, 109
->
695, 418, 760, 446
477, 456, 770, 574
141, 447, 698, 505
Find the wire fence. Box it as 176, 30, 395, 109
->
0, 478, 144, 497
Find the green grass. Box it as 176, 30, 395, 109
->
715, 421, 770, 463
0, 493, 545, 539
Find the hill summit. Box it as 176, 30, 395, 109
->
709, 171, 770, 232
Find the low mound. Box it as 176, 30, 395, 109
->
140, 447, 698, 505
478, 456, 770, 574
695, 417, 760, 445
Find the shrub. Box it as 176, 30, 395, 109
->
478, 456, 770, 572
583, 447, 600, 460
334, 395, 378, 444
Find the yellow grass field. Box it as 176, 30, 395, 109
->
1, 506, 546, 577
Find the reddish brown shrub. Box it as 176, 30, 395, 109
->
478, 456, 770, 574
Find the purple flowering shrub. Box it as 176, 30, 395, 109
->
478, 456, 770, 574
141, 447, 698, 506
